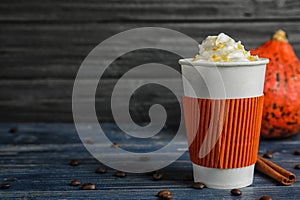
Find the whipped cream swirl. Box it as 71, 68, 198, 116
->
193, 33, 259, 62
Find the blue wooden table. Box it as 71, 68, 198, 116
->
0, 123, 299, 199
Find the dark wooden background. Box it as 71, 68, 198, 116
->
1, 0, 300, 122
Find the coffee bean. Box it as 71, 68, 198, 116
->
80, 183, 96, 190
114, 171, 126, 177
157, 190, 172, 199
294, 164, 300, 169
157, 190, 171, 196
95, 167, 107, 174
152, 173, 163, 181
231, 188, 242, 196
9, 127, 17, 133
161, 193, 172, 199
69, 180, 80, 186
193, 182, 206, 189
294, 150, 300, 155
1, 184, 11, 189
69, 159, 79, 166
263, 152, 273, 159
111, 142, 119, 148
259, 195, 272, 200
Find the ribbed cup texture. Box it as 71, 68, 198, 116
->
182, 96, 264, 169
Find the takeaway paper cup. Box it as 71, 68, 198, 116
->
180, 58, 269, 189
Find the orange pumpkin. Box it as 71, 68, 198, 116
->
251, 30, 300, 139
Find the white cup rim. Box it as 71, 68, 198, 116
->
179, 58, 269, 67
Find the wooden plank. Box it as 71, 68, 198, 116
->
0, 78, 183, 99
2, 22, 300, 48
0, 100, 181, 123
0, 53, 182, 80
0, 77, 184, 122
0, 0, 300, 21
0, 112, 76, 123
1, 22, 300, 79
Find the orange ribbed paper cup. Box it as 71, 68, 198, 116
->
179, 58, 269, 189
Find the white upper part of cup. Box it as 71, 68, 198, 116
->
180, 59, 268, 99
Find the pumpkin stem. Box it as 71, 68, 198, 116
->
272, 29, 288, 42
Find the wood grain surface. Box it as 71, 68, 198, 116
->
0, 0, 300, 122
0, 123, 299, 199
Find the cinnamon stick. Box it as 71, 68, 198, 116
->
256, 156, 296, 186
